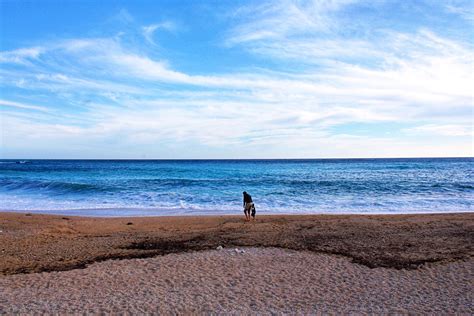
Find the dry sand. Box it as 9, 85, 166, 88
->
0, 212, 473, 313
1, 247, 472, 314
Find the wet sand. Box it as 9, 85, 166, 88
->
0, 212, 473, 313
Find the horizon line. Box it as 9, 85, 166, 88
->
1, 156, 472, 161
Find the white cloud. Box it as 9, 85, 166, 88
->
1, 30, 472, 157
226, 0, 358, 45
0, 99, 49, 112
0, 47, 42, 64
446, 2, 474, 21
113, 8, 134, 24
404, 124, 473, 137
142, 21, 176, 44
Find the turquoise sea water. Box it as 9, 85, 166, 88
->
0, 158, 472, 216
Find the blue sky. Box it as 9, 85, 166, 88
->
0, 0, 473, 158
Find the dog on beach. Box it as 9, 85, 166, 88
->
251, 204, 256, 220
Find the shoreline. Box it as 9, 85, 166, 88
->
1, 209, 473, 218
1, 211, 472, 275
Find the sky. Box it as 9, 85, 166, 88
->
0, 0, 473, 159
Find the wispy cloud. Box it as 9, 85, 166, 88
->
112, 8, 134, 24
0, 99, 50, 112
404, 124, 473, 137
445, 1, 474, 21
142, 21, 176, 44
0, 47, 43, 64
226, 0, 357, 45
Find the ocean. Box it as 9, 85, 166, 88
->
0, 158, 472, 216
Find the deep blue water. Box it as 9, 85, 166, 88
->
0, 158, 472, 216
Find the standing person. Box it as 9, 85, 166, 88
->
243, 191, 253, 221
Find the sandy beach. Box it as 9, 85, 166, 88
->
3, 0, 473, 312
0, 212, 473, 313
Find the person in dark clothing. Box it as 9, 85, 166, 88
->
243, 191, 254, 221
